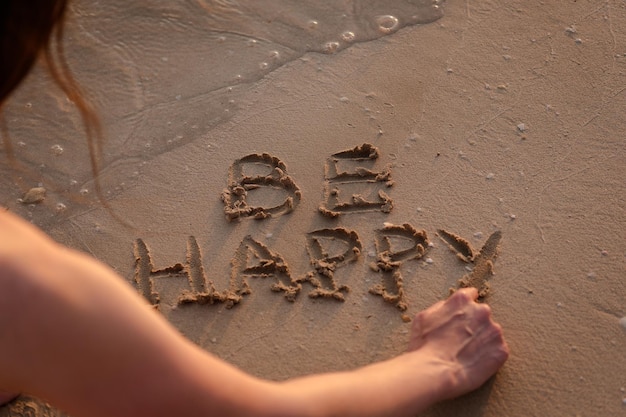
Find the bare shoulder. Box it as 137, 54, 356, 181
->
0, 209, 58, 259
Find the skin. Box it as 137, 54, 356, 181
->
0, 209, 509, 417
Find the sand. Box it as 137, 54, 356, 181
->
1, 0, 625, 416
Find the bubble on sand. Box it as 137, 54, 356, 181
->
50, 144, 64, 155
307, 20, 319, 30
56, 202, 67, 212
341, 31, 356, 42
376, 15, 399, 34
79, 188, 89, 196
269, 50, 280, 59
323, 41, 340, 53
259, 62, 269, 70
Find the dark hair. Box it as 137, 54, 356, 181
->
0, 1, 118, 222
1, 1, 68, 102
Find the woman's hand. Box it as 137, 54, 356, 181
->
408, 288, 509, 399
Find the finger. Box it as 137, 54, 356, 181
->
469, 302, 492, 322
413, 299, 446, 324
427, 299, 447, 315
407, 312, 426, 351
408, 298, 452, 351
483, 325, 509, 366
458, 320, 507, 364
474, 322, 508, 359
408, 306, 442, 351
456, 287, 479, 302
445, 287, 478, 311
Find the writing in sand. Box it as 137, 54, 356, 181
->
133, 144, 502, 317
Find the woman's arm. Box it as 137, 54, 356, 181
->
0, 210, 281, 417
0, 210, 508, 417
278, 288, 508, 417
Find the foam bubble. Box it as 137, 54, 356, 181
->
341, 31, 356, 42
50, 144, 64, 155
323, 41, 340, 53
376, 15, 399, 34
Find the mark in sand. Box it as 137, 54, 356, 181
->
369, 223, 430, 312
303, 228, 362, 301
179, 235, 302, 307
227, 235, 302, 303
135, 236, 226, 308
135, 236, 303, 309
222, 153, 301, 221
437, 229, 502, 301
319, 143, 394, 217
133, 238, 165, 307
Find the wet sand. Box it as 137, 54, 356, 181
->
1, 1, 625, 416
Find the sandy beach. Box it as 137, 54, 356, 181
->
1, 1, 625, 416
